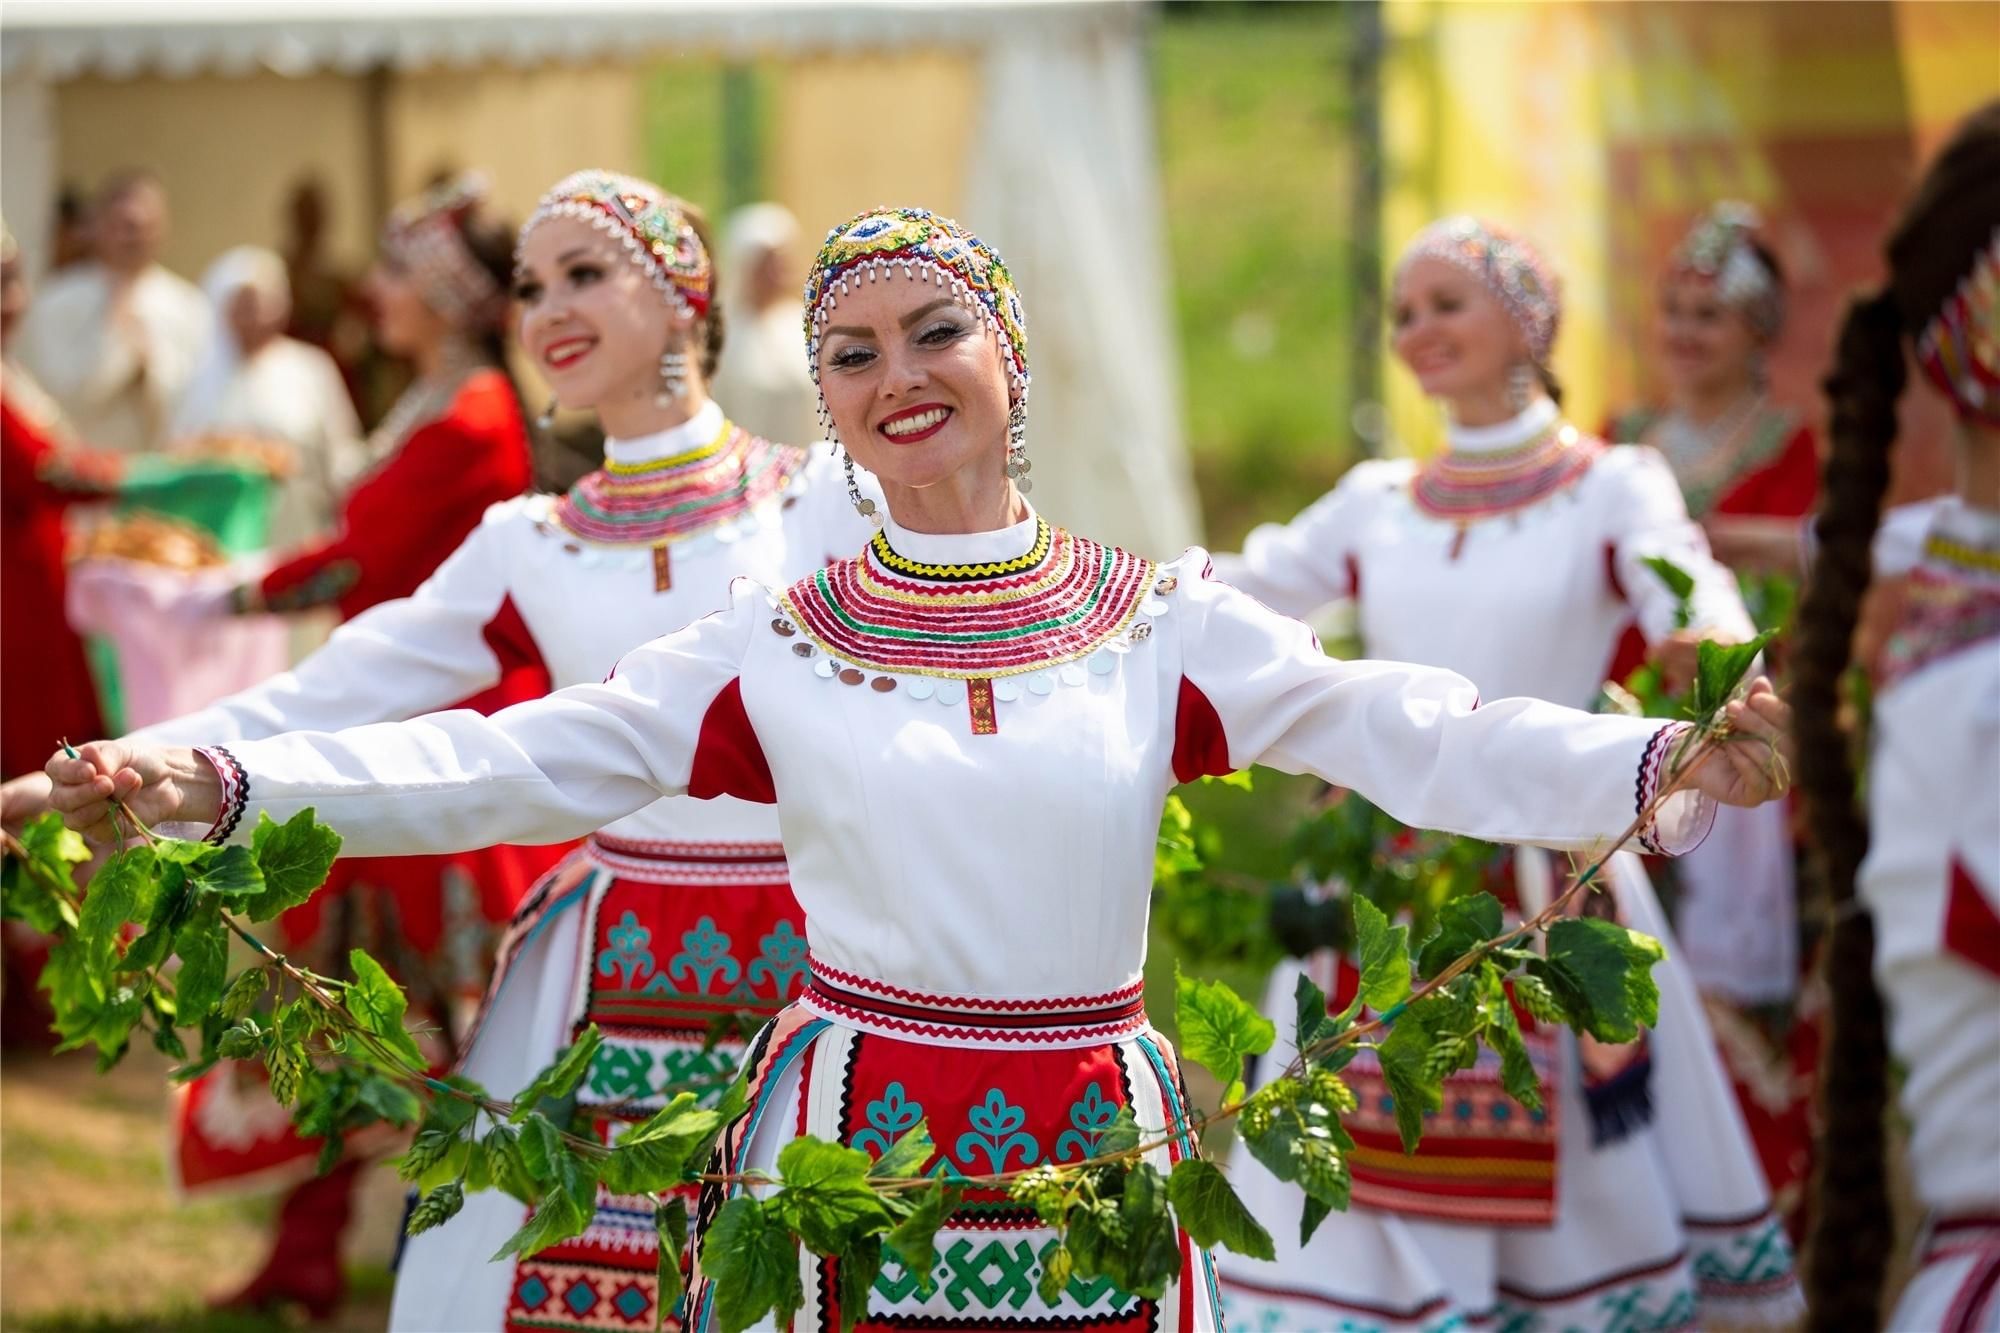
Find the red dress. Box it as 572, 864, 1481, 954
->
1, 393, 107, 778
174, 368, 570, 1195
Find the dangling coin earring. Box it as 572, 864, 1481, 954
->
1507, 362, 1536, 412
843, 450, 878, 519
1003, 401, 1032, 495
657, 349, 690, 405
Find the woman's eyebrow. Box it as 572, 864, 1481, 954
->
899, 297, 957, 329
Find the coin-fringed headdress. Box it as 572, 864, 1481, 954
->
1670, 202, 1784, 340
803, 206, 1030, 442
1917, 226, 2000, 426
379, 172, 508, 333
1397, 215, 1563, 366
520, 170, 713, 319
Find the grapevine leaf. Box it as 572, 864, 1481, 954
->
703, 1196, 804, 1333
150, 1022, 188, 1060
1486, 996, 1543, 1113
19, 812, 90, 871
352, 1072, 424, 1127
867, 1119, 935, 1179
1097, 1105, 1141, 1156
118, 863, 187, 973
1299, 1194, 1334, 1247
3, 814, 86, 931
1350, 896, 1412, 1014
884, 1181, 957, 1288
835, 1232, 883, 1333
1037, 1242, 1073, 1307
342, 948, 427, 1071
243, 810, 341, 922
172, 902, 231, 1018
1691, 631, 1777, 720
601, 1092, 729, 1196
490, 1177, 594, 1262
1414, 892, 1502, 981
1294, 971, 1339, 1055
774, 1137, 891, 1254
1173, 966, 1275, 1088
1639, 555, 1697, 610
78, 846, 155, 973
316, 1135, 347, 1179
654, 1195, 690, 1327
188, 844, 263, 901
517, 1112, 567, 1186
1167, 1159, 1274, 1260
1373, 1022, 1443, 1154
1532, 917, 1665, 1045
407, 1180, 465, 1236
1072, 1160, 1181, 1300
509, 1024, 604, 1122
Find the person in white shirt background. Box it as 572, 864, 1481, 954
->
708, 201, 821, 448
15, 170, 211, 454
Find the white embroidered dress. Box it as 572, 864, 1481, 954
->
1208, 401, 1802, 1332
198, 504, 1715, 1332
1862, 501, 2000, 1333
140, 401, 873, 1333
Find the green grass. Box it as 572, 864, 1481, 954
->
1154, 6, 1368, 546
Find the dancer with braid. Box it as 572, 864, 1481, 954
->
1792, 102, 2000, 1333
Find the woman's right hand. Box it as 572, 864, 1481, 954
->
43, 742, 222, 845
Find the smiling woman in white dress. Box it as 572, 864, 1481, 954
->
46, 206, 1792, 1333
1207, 217, 1803, 1333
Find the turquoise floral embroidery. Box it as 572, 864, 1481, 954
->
587, 1044, 656, 1100
595, 911, 656, 988
853, 1082, 925, 1159
664, 917, 742, 994
746, 921, 808, 998
1054, 1081, 1119, 1162
956, 1088, 1040, 1175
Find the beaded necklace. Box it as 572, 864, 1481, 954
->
553, 417, 803, 548
1880, 511, 2000, 689
775, 519, 1162, 734
1411, 418, 1601, 556
1641, 395, 1795, 520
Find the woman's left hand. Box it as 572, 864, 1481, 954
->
1686, 677, 1792, 807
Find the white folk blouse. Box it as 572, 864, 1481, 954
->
204, 503, 1710, 1005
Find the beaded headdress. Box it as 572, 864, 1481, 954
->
379, 172, 507, 333
803, 206, 1031, 442
1916, 226, 2000, 426
1397, 216, 1562, 365
520, 170, 712, 319
1670, 202, 1784, 340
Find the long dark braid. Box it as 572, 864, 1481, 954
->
1795, 100, 2000, 1331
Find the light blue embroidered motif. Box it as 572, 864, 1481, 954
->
1054, 1081, 1119, 1162
663, 916, 742, 994
746, 921, 808, 998
853, 1081, 925, 1159
595, 910, 656, 988
956, 1088, 1040, 1174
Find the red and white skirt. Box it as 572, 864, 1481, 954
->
685, 960, 1224, 1332
388, 833, 805, 1333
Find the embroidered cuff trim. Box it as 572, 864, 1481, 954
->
196, 745, 249, 845
1635, 721, 1703, 855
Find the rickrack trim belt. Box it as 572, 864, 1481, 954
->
799, 954, 1149, 1049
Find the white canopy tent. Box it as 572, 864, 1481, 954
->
1, 0, 1201, 554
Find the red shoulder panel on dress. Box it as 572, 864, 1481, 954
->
689, 678, 776, 804
1944, 854, 2000, 981
1172, 676, 1232, 784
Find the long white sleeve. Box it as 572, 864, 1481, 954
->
1209, 461, 1400, 617
131, 506, 521, 747
1180, 556, 1713, 855
1601, 446, 1756, 644
216, 582, 763, 855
